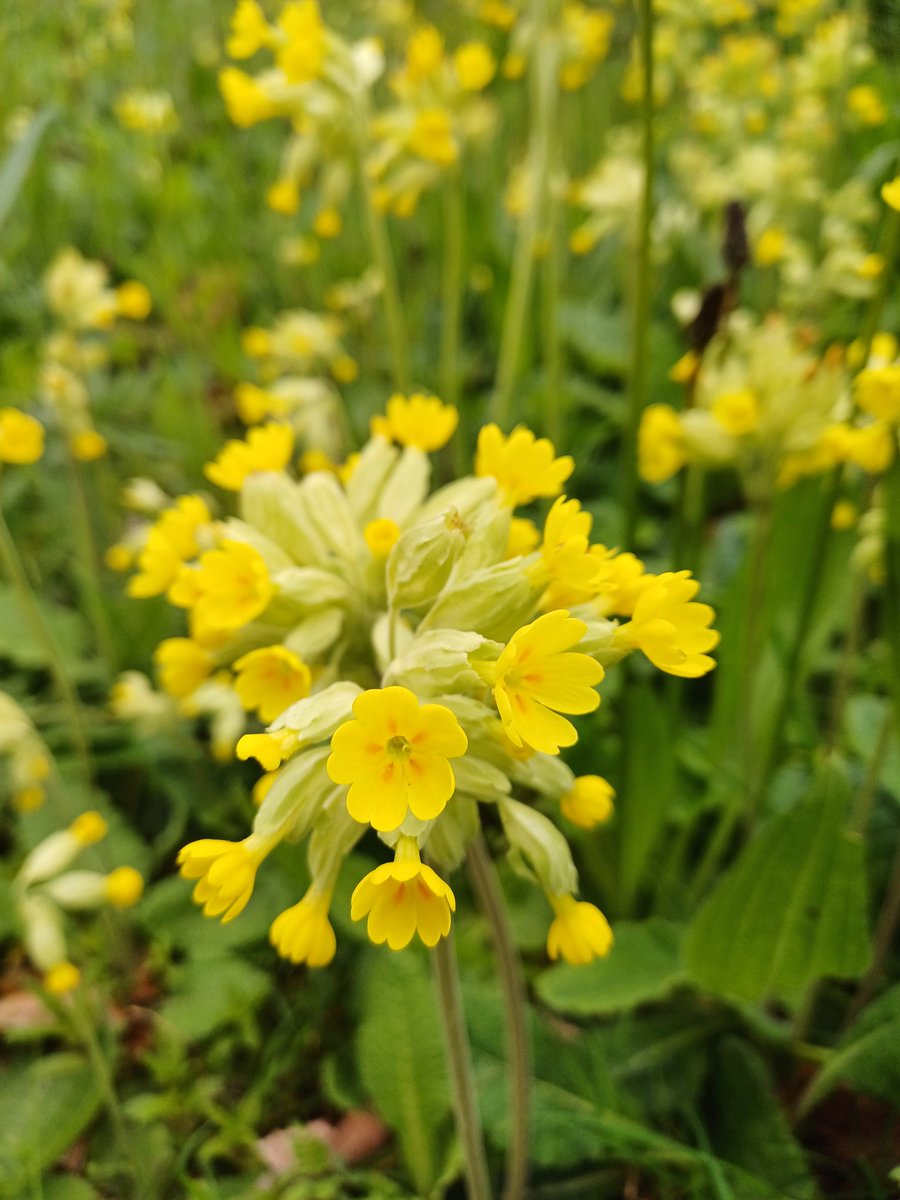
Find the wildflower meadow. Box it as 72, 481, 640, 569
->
2, 1, 900, 1197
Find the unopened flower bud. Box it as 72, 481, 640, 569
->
499, 798, 578, 897
387, 509, 469, 608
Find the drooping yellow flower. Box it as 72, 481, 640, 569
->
831, 500, 858, 531
475, 424, 574, 507
350, 836, 456, 950
506, 517, 540, 559
638, 404, 685, 484
313, 207, 342, 239
855, 365, 900, 424
408, 109, 459, 166
591, 548, 650, 618
531, 496, 602, 606
327, 687, 468, 832
178, 837, 272, 922
219, 66, 279, 127
44, 962, 81, 996
560, 775, 615, 829
204, 422, 294, 491
270, 886, 336, 966
405, 26, 445, 82
155, 638, 214, 699
70, 430, 108, 461
711, 389, 760, 436
454, 42, 496, 91
489, 610, 603, 755
277, 0, 326, 83
847, 85, 887, 125
364, 517, 401, 558
546, 894, 613, 964
233, 646, 311, 723
116, 281, 152, 320
227, 0, 273, 58
0, 408, 44, 464
172, 540, 274, 636
615, 571, 718, 678
237, 728, 300, 771
755, 227, 787, 266
104, 866, 144, 908
267, 178, 300, 214
882, 177, 900, 212
128, 495, 213, 599
371, 393, 459, 452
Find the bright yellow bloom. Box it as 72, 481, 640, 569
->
300, 450, 338, 475
128, 496, 212, 599
174, 540, 274, 636
235, 382, 279, 423
267, 178, 300, 215
219, 66, 279, 127
547, 894, 613, 964
454, 42, 496, 91
842, 423, 894, 474
233, 646, 311, 723
372, 393, 459, 452
639, 404, 685, 484
70, 811, 108, 846
104, 866, 144, 908
831, 500, 858, 531
560, 775, 615, 829
592, 548, 650, 618
105, 543, 134, 572
270, 887, 336, 966
406, 26, 444, 82
669, 351, 699, 383
711, 389, 760, 436
327, 687, 468, 832
408, 109, 458, 166
857, 254, 885, 281
506, 517, 540, 559
881, 177, 900, 212
277, 0, 326, 83
351, 836, 455, 950
227, 0, 273, 58
237, 729, 299, 771
44, 962, 81, 996
155, 638, 214, 698
70, 430, 108, 461
856, 365, 900, 424
314, 207, 342, 239
116, 281, 152, 320
755, 227, 787, 266
242, 326, 273, 358
204, 422, 294, 490
0, 408, 44, 464
365, 517, 401, 558
489, 611, 603, 755
476, 424, 574, 507
615, 571, 718, 678
531, 496, 602, 605
178, 837, 271, 922
848, 84, 887, 125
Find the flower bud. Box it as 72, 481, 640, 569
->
344, 437, 400, 522
387, 510, 469, 608
510, 753, 575, 797
307, 792, 365, 881
252, 746, 334, 842
419, 561, 535, 641
239, 473, 329, 565
283, 609, 345, 659
384, 630, 485, 695
44, 961, 81, 995
41, 870, 108, 910
16, 812, 107, 889
427, 794, 480, 872
453, 754, 511, 802
499, 798, 578, 897
19, 893, 67, 970
270, 680, 363, 737
376, 446, 431, 526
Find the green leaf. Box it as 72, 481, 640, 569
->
42, 1177, 101, 1200
845, 694, 900, 803
684, 767, 872, 1007
798, 983, 900, 1115
0, 1054, 102, 1195
0, 108, 53, 230
355, 952, 452, 1197
706, 1038, 818, 1200
0, 583, 87, 670
160, 956, 269, 1040
535, 920, 686, 1017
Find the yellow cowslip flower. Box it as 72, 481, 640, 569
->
615, 571, 718, 678
405, 26, 445, 83
44, 962, 81, 996
277, 0, 326, 83
116, 281, 152, 320
154, 638, 213, 698
842, 423, 895, 474
270, 886, 336, 966
172, 540, 274, 636
857, 254, 885, 281
881, 177, 900, 212
219, 66, 279, 127
592, 548, 650, 618
506, 517, 540, 559
242, 326, 273, 358
252, 771, 278, 806
300, 449, 338, 475
547, 895, 613, 964
408, 109, 458, 166
314, 207, 342, 239
351, 836, 455, 950
669, 351, 699, 383
480, 0, 517, 30
104, 866, 144, 908
235, 382, 281, 424
332, 354, 358, 383
847, 85, 887, 125
178, 835, 275, 922
327, 687, 468, 832
856, 365, 900, 424
267, 178, 300, 215
365, 517, 401, 559
475, 424, 574, 507
711, 389, 760, 436
233, 646, 311, 723
755, 227, 787, 266
227, 0, 273, 58
531, 497, 603, 608
70, 811, 108, 846
105, 543, 134, 572
128, 495, 213, 599
237, 729, 300, 771
638, 404, 685, 484
454, 42, 496, 91
831, 500, 858, 531
489, 610, 603, 755
560, 775, 614, 829
70, 430, 108, 462
204, 421, 294, 491
0, 408, 44, 464
372, 393, 459, 452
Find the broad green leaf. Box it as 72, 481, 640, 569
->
798, 984, 900, 1115
355, 952, 452, 1197
0, 584, 87, 671
160, 956, 269, 1039
844, 695, 900, 803
0, 1054, 102, 1195
0, 108, 53, 230
706, 1038, 818, 1200
535, 920, 685, 1017
685, 767, 872, 1007
42, 1176, 101, 1200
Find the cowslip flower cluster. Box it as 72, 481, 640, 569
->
124, 398, 718, 968
0, 692, 52, 812
39, 247, 152, 461
484, 2, 615, 92
12, 810, 143, 995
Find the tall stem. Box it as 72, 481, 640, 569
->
467, 838, 530, 1200
621, 0, 655, 546
433, 932, 493, 1200
541, 180, 564, 445
67, 455, 118, 673
440, 168, 464, 412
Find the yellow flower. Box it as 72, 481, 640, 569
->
178, 837, 271, 922
531, 496, 602, 605
546, 895, 613, 964
506, 517, 540, 559
669, 351, 699, 383
327, 687, 468, 832
454, 42, 496, 91
489, 610, 603, 755
639, 404, 685, 484
847, 84, 887, 125
711, 389, 760, 436
233, 646, 311, 723
267, 178, 300, 215
408, 109, 458, 166
219, 66, 279, 127
857, 254, 885, 281
842, 423, 894, 474
475, 424, 574, 507
70, 430, 108, 461
174, 540, 274, 636
204, 422, 294, 490
615, 571, 718, 677
70, 811, 108, 846
755, 227, 786, 266
242, 326, 273, 358
373, 393, 459, 452
0, 408, 44, 464
831, 500, 858, 531
300, 449, 338, 475
350, 836, 456, 950
270, 887, 336, 966
277, 0, 326, 84
44, 962, 81, 996
227, 0, 273, 58
560, 775, 614, 829
406, 26, 445, 82
104, 866, 144, 908
365, 517, 401, 558
881, 177, 900, 212
314, 206, 342, 239
591, 548, 650, 617
155, 638, 213, 698
105, 543, 134, 572
855, 365, 900, 424
116, 281, 152, 320
237, 729, 299, 771
127, 495, 212, 599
